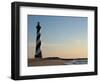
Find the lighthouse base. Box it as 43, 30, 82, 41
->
35, 58, 42, 61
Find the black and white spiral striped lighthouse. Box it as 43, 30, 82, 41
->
35, 22, 42, 59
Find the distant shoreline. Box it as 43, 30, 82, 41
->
28, 57, 88, 60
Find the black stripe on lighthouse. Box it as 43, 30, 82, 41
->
35, 22, 42, 59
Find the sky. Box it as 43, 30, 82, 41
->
28, 15, 88, 59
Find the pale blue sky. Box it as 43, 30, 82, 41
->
28, 15, 88, 58
28, 15, 87, 44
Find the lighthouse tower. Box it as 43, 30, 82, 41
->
35, 22, 42, 59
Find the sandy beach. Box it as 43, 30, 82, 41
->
28, 57, 88, 66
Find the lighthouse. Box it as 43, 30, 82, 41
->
35, 22, 42, 59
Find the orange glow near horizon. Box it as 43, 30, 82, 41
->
28, 39, 88, 59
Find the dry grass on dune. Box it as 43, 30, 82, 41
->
28, 58, 65, 66
28, 57, 88, 66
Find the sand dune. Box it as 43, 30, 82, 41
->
28, 57, 88, 66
